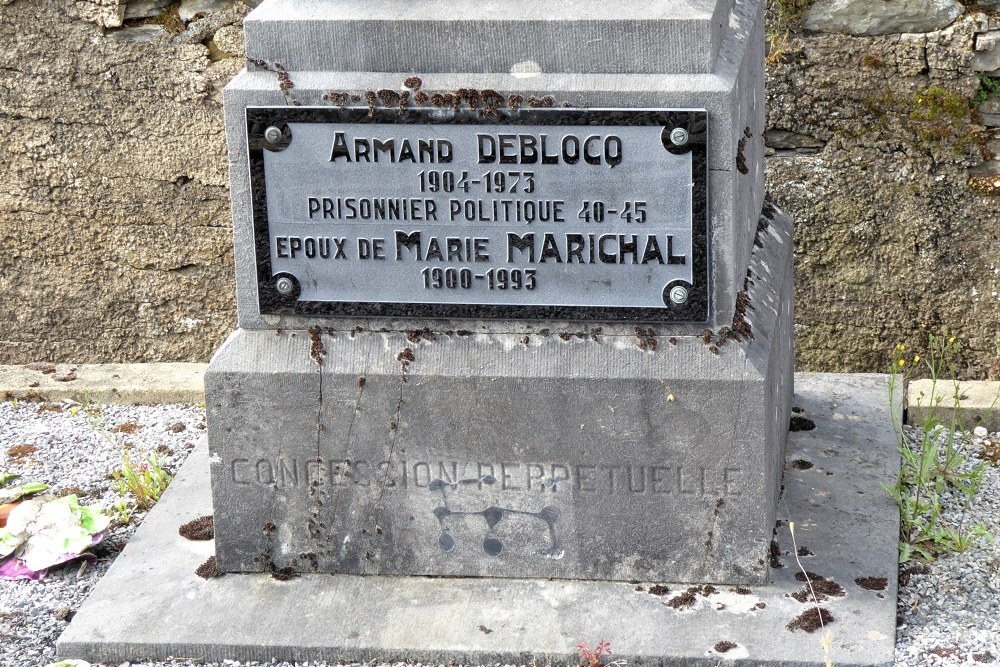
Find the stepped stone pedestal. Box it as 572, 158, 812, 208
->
207, 0, 792, 586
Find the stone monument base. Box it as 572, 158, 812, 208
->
205, 204, 794, 585
57, 373, 899, 667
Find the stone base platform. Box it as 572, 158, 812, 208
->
203, 204, 795, 586
57, 373, 899, 667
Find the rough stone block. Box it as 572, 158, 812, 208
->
973, 30, 1000, 72
804, 0, 964, 36
243, 0, 735, 75
206, 204, 793, 585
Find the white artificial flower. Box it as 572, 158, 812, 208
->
0, 496, 107, 572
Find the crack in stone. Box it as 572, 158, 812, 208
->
368, 356, 409, 572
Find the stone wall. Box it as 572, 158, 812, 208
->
0, 0, 251, 364
1, 0, 999, 377
766, 0, 1000, 376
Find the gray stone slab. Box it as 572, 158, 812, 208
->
243, 0, 734, 75
223, 0, 764, 331
204, 203, 793, 585
57, 372, 899, 666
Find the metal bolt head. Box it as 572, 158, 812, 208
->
264, 126, 283, 144
669, 285, 689, 305
275, 276, 294, 295
669, 127, 689, 147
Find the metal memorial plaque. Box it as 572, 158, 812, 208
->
248, 107, 708, 322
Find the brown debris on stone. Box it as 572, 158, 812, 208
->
195, 556, 223, 579
769, 539, 783, 568
6, 443, 38, 461
789, 416, 816, 431
787, 607, 833, 633
714, 641, 737, 653
405, 328, 437, 343
635, 327, 657, 351
855, 576, 888, 591
397, 347, 415, 372
789, 578, 845, 603
24, 362, 56, 374
179, 515, 214, 541
308, 325, 326, 365
667, 589, 698, 609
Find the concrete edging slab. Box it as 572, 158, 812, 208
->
906, 379, 1000, 432
0, 363, 206, 405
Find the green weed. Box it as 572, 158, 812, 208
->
766, 0, 814, 64
972, 73, 1000, 108
111, 497, 133, 525
112, 448, 172, 512
885, 335, 991, 563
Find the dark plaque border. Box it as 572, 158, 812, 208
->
247, 106, 709, 323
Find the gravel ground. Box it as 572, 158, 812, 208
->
894, 425, 1000, 667
1, 400, 999, 667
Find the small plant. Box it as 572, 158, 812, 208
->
111, 497, 133, 525
112, 448, 172, 511
766, 0, 814, 64
972, 73, 1000, 108
576, 641, 625, 667
885, 335, 991, 563
73, 393, 173, 513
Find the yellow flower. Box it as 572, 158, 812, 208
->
949, 336, 956, 344
914, 355, 921, 363
896, 344, 905, 352
898, 359, 906, 367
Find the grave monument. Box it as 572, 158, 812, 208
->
206, 0, 793, 585
56, 3, 900, 663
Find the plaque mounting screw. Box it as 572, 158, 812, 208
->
264, 126, 283, 144
669, 285, 689, 305
669, 128, 689, 147
275, 276, 295, 295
